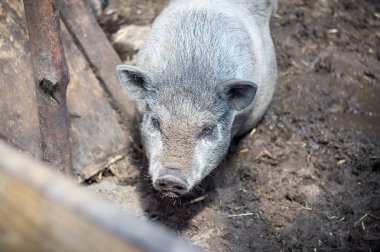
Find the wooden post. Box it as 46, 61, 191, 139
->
23, 0, 73, 175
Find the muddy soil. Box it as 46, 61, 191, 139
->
89, 0, 380, 251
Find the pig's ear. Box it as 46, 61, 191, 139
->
116, 65, 152, 100
222, 80, 258, 111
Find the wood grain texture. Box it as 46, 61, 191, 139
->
0, 171, 139, 252
0, 142, 198, 252
0, 1, 130, 179
23, 0, 73, 175
59, 0, 136, 125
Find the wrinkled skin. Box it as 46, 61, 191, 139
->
117, 0, 277, 197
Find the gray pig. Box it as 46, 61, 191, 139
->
117, 0, 277, 198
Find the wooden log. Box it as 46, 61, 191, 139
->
23, 0, 73, 175
58, 0, 136, 125
0, 141, 198, 252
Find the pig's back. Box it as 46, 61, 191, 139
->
137, 0, 275, 82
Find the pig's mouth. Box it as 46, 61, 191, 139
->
161, 191, 181, 198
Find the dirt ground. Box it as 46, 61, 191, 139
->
88, 0, 380, 251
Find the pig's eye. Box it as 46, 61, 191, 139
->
151, 117, 161, 131
199, 125, 215, 139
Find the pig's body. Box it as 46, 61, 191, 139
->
117, 0, 277, 197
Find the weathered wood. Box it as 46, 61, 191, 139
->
81, 147, 128, 181
23, 0, 73, 175
0, 141, 198, 252
1, 1, 131, 179
58, 0, 136, 125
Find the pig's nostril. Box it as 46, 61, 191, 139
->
154, 176, 188, 196
173, 185, 185, 191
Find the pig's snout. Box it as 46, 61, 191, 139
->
153, 168, 188, 197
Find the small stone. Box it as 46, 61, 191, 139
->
111, 25, 151, 64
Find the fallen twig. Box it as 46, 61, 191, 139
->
249, 128, 257, 137
301, 207, 313, 211
337, 159, 346, 165
255, 150, 275, 160
355, 213, 368, 226
228, 213, 254, 218
189, 195, 208, 204
368, 213, 380, 220
327, 28, 338, 34
240, 148, 249, 154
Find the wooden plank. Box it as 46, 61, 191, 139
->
0, 141, 198, 252
81, 147, 128, 180
58, 0, 136, 125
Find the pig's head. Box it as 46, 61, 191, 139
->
117, 65, 257, 197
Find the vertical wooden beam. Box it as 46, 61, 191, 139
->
23, 0, 73, 175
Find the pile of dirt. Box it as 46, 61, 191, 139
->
90, 0, 380, 251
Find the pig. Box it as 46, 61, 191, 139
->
117, 0, 277, 198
